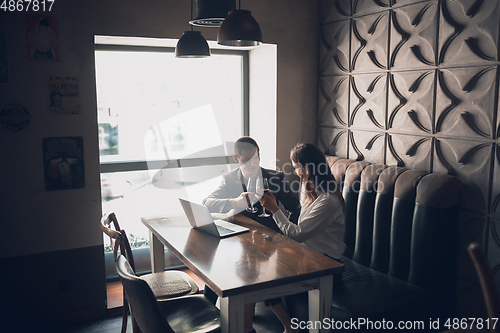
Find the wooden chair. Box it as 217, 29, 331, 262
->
444, 243, 499, 333
467, 242, 500, 333
101, 212, 199, 333
116, 255, 220, 333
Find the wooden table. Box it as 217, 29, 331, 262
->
142, 213, 344, 333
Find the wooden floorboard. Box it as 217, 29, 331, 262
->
106, 280, 123, 309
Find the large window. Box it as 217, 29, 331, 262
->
95, 43, 248, 277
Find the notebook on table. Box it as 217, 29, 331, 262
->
179, 198, 249, 238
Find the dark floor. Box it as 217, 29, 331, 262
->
61, 302, 284, 333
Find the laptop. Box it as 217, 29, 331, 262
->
179, 198, 249, 238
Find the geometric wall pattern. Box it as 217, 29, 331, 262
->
318, 0, 500, 318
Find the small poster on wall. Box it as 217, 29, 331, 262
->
48, 76, 80, 115
43, 136, 85, 191
0, 104, 30, 132
26, 15, 59, 62
0, 31, 7, 82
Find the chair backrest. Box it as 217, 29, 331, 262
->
101, 212, 136, 271
468, 243, 500, 333
116, 255, 175, 333
327, 156, 460, 316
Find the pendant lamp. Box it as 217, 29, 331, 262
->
175, 0, 211, 58
217, 0, 262, 47
190, 0, 235, 27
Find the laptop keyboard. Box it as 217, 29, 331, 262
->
216, 225, 235, 236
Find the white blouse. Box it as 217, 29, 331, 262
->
272, 191, 346, 259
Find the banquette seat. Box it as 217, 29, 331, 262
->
286, 156, 461, 329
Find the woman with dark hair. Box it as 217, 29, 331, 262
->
260, 142, 346, 259
255, 143, 346, 333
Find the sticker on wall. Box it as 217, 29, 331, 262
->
26, 15, 59, 62
48, 76, 80, 115
0, 31, 7, 83
0, 104, 30, 132
43, 137, 85, 191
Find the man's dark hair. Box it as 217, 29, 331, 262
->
234, 136, 259, 156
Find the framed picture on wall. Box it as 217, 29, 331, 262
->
0, 30, 7, 82
48, 76, 81, 115
43, 136, 85, 191
26, 15, 59, 62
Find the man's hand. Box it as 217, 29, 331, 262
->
230, 192, 259, 209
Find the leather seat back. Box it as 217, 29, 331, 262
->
370, 166, 407, 273
342, 161, 370, 258
353, 163, 389, 267
408, 173, 460, 305
389, 169, 428, 281
328, 157, 460, 296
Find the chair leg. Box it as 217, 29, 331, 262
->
131, 309, 141, 333
121, 291, 128, 333
124, 290, 141, 333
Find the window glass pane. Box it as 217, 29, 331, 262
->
147, 105, 224, 160
95, 47, 245, 276
96, 50, 243, 163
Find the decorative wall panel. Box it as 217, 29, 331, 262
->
348, 130, 386, 163
392, 0, 433, 10
438, 0, 499, 66
320, 21, 351, 75
390, 2, 438, 69
350, 73, 387, 128
318, 0, 500, 318
319, 76, 350, 127
319, 127, 350, 157
388, 70, 435, 132
321, 0, 351, 23
435, 67, 497, 138
433, 138, 491, 211
351, 12, 389, 72
353, 0, 391, 16
386, 133, 433, 171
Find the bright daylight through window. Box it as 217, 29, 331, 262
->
95, 44, 247, 277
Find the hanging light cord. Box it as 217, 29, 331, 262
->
190, 0, 193, 31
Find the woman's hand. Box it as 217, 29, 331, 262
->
259, 191, 280, 214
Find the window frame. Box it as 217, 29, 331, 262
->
95, 42, 250, 277
95, 43, 249, 175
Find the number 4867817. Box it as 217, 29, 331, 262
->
1, 0, 55, 12
444, 318, 498, 330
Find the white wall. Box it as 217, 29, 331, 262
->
249, 43, 277, 170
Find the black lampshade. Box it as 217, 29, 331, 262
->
190, 0, 235, 27
217, 10, 262, 47
175, 31, 211, 58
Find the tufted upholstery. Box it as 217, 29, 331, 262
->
286, 157, 461, 327
337, 158, 460, 321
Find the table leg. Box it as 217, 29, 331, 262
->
219, 294, 245, 333
308, 275, 333, 333
149, 230, 164, 273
